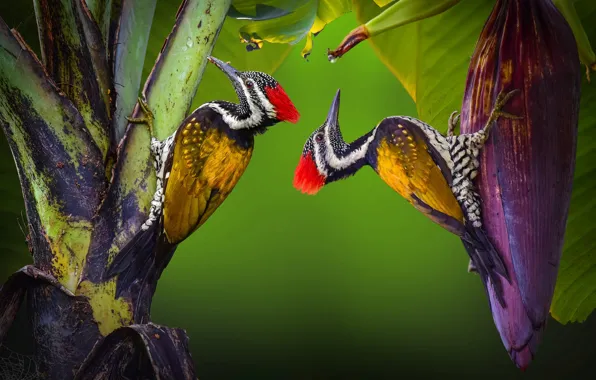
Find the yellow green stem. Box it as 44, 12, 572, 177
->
365, 0, 461, 36
328, 0, 460, 61
553, 0, 596, 74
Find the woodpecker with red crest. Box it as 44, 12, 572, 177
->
294, 89, 521, 306
107, 57, 300, 295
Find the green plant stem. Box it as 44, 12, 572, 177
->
553, 0, 596, 74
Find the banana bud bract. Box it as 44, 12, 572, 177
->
460, 0, 581, 370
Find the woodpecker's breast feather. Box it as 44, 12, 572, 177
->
162, 117, 253, 244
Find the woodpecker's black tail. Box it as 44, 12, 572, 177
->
106, 222, 163, 298
462, 226, 510, 308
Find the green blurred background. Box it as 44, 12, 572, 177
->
1, 2, 596, 379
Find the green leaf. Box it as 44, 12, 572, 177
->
238, 0, 351, 58
229, 0, 307, 20
551, 1, 596, 324
353, 0, 494, 128
239, 0, 317, 45
374, 0, 394, 7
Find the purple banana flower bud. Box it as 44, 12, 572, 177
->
460, 0, 580, 370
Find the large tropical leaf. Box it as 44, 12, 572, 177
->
353, 0, 494, 128
551, 1, 596, 324
229, 0, 307, 20
351, 0, 596, 324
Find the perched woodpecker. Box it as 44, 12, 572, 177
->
107, 57, 300, 295
293, 89, 520, 306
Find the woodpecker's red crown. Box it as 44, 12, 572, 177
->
265, 83, 300, 123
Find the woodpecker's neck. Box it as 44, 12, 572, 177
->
320, 122, 377, 183
204, 97, 276, 134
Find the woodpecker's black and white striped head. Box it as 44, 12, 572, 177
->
206, 57, 300, 131
293, 89, 375, 194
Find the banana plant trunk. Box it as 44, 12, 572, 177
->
0, 0, 231, 378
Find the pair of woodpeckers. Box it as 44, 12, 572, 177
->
108, 56, 519, 306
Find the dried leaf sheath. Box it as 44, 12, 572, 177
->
74, 323, 196, 380
0, 266, 74, 343
460, 0, 580, 369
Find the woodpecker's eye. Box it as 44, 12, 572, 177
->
245, 80, 254, 88
315, 133, 324, 142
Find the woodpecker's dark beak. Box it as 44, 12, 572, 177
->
326, 89, 341, 128
208, 56, 241, 83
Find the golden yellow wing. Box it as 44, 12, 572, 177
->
163, 120, 253, 244
374, 117, 465, 234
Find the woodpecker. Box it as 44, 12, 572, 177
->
293, 89, 521, 306
107, 57, 300, 295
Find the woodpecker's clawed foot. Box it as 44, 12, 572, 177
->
486, 89, 523, 127
127, 97, 155, 136
472, 89, 522, 145
447, 110, 460, 137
